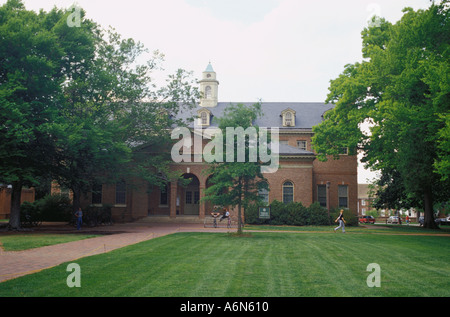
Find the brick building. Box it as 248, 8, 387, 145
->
78, 63, 358, 223
357, 184, 375, 216
0, 186, 35, 219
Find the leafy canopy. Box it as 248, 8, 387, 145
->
311, 2, 449, 228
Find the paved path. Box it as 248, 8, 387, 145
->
0, 222, 235, 283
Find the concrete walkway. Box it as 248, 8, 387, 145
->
0, 222, 235, 283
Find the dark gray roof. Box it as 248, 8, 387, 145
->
177, 102, 334, 130
276, 143, 315, 156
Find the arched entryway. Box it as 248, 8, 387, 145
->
180, 173, 200, 215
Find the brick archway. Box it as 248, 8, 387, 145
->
169, 166, 209, 219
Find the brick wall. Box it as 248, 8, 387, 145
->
77, 129, 358, 221
0, 187, 35, 219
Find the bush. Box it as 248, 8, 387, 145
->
245, 200, 337, 226
309, 202, 332, 225
329, 207, 358, 227
82, 205, 113, 227
39, 194, 73, 222
20, 194, 72, 226
20, 201, 42, 227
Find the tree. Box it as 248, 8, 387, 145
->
53, 24, 161, 212
0, 0, 200, 228
47, 17, 200, 212
202, 102, 271, 234
0, 0, 74, 229
312, 2, 450, 229
434, 113, 450, 181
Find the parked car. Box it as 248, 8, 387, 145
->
359, 215, 376, 224
386, 216, 401, 224
437, 216, 450, 226
419, 216, 443, 226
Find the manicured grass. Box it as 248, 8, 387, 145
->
244, 224, 450, 235
0, 231, 449, 297
0, 234, 99, 251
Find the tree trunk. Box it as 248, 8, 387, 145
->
9, 181, 22, 230
423, 187, 438, 229
237, 177, 243, 235
237, 201, 242, 235
72, 186, 81, 214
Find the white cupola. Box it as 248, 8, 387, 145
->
199, 62, 219, 108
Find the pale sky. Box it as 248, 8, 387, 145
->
1, 0, 434, 183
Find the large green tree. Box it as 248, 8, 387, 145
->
0, 0, 199, 228
202, 102, 271, 234
312, 2, 449, 229
53, 24, 172, 212
0, 0, 83, 229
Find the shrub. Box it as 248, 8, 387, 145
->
309, 202, 332, 226
20, 194, 72, 226
39, 194, 73, 222
82, 205, 113, 226
20, 201, 42, 227
245, 200, 336, 226
330, 207, 358, 227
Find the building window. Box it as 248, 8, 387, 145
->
194, 191, 200, 204
339, 147, 348, 155
284, 112, 293, 126
198, 110, 211, 126
317, 185, 327, 208
281, 109, 296, 127
185, 191, 192, 204
338, 185, 348, 208
282, 181, 294, 204
115, 181, 126, 205
205, 86, 212, 99
361, 199, 366, 206
297, 140, 307, 150
92, 184, 102, 204
258, 182, 269, 205
280, 140, 289, 146
201, 112, 208, 125
160, 184, 168, 206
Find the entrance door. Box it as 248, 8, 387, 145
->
183, 174, 199, 215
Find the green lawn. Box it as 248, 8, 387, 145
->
0, 233, 99, 251
246, 223, 450, 234
0, 231, 449, 297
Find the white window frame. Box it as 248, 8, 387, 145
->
198, 110, 211, 126
281, 109, 296, 127
282, 181, 294, 204
297, 140, 307, 150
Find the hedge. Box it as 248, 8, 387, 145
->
245, 200, 358, 226
20, 194, 72, 226
20, 195, 113, 227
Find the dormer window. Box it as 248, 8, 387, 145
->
201, 112, 208, 125
281, 108, 296, 127
285, 112, 293, 126
198, 109, 211, 126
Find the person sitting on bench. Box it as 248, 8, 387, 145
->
220, 208, 230, 222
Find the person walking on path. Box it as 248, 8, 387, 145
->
75, 207, 83, 230
334, 209, 346, 233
